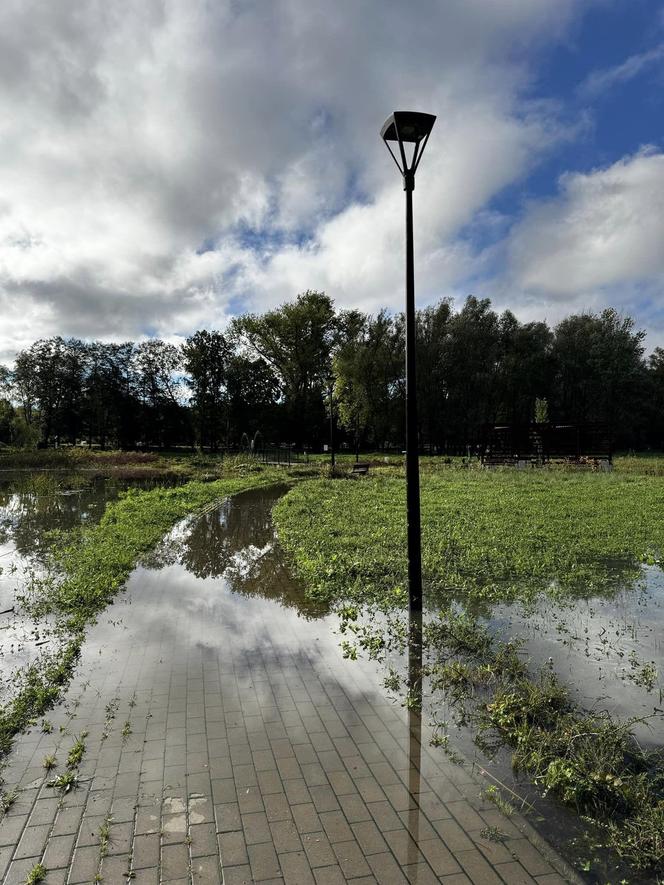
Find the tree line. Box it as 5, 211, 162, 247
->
0, 291, 660, 453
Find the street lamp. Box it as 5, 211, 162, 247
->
381, 110, 435, 702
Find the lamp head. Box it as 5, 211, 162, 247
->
381, 111, 436, 190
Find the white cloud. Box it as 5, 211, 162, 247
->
579, 43, 664, 99
507, 149, 664, 297
0, 0, 591, 362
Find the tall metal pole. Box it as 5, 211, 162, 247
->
404, 170, 422, 624
329, 382, 335, 470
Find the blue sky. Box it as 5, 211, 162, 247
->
1, 0, 664, 361
527, 0, 664, 195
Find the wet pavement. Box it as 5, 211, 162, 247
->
0, 486, 579, 884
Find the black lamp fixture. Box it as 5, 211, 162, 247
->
380, 111, 436, 191
380, 110, 435, 639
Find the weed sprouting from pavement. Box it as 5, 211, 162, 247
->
25, 863, 47, 884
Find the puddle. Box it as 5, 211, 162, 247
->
143, 484, 326, 619
485, 566, 664, 746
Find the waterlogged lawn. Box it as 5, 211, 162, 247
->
274, 470, 664, 609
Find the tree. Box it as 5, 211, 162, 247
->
12, 338, 87, 445
225, 354, 280, 444
133, 340, 183, 448
441, 297, 502, 449
82, 342, 138, 448
551, 309, 646, 444
495, 312, 554, 427
182, 331, 232, 450
335, 311, 404, 450
231, 291, 339, 446
415, 300, 452, 452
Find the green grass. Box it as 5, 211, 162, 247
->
274, 471, 664, 610
0, 466, 286, 759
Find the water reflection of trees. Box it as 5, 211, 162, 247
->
0, 475, 108, 562
163, 489, 328, 619
0, 473, 158, 563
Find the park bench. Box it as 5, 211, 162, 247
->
352, 462, 370, 475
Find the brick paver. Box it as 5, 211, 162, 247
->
0, 493, 582, 883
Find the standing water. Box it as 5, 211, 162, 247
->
0, 483, 568, 884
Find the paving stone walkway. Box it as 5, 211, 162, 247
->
0, 490, 582, 884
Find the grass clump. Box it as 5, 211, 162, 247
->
0, 643, 79, 756
48, 770, 77, 793
482, 670, 664, 870
67, 733, 87, 768
1, 787, 18, 813
25, 864, 46, 884
430, 611, 664, 873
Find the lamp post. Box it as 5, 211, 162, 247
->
327, 375, 335, 470
380, 110, 435, 633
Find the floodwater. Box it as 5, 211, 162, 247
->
104, 486, 584, 881
76, 486, 514, 883
487, 569, 664, 746
0, 471, 175, 699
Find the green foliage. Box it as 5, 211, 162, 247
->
25, 864, 47, 884
48, 770, 77, 793
334, 309, 404, 451
0, 642, 79, 756
1, 788, 18, 813
67, 733, 87, 768
534, 397, 548, 423
480, 673, 664, 869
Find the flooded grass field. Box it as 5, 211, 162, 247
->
488, 568, 664, 747
274, 469, 664, 880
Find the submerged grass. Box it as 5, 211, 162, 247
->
425, 613, 664, 872
0, 466, 285, 760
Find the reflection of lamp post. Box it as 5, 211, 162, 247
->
380, 111, 435, 629
327, 376, 335, 470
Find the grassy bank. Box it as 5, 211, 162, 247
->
273, 470, 664, 876
0, 466, 285, 758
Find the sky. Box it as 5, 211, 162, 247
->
1, 0, 664, 363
